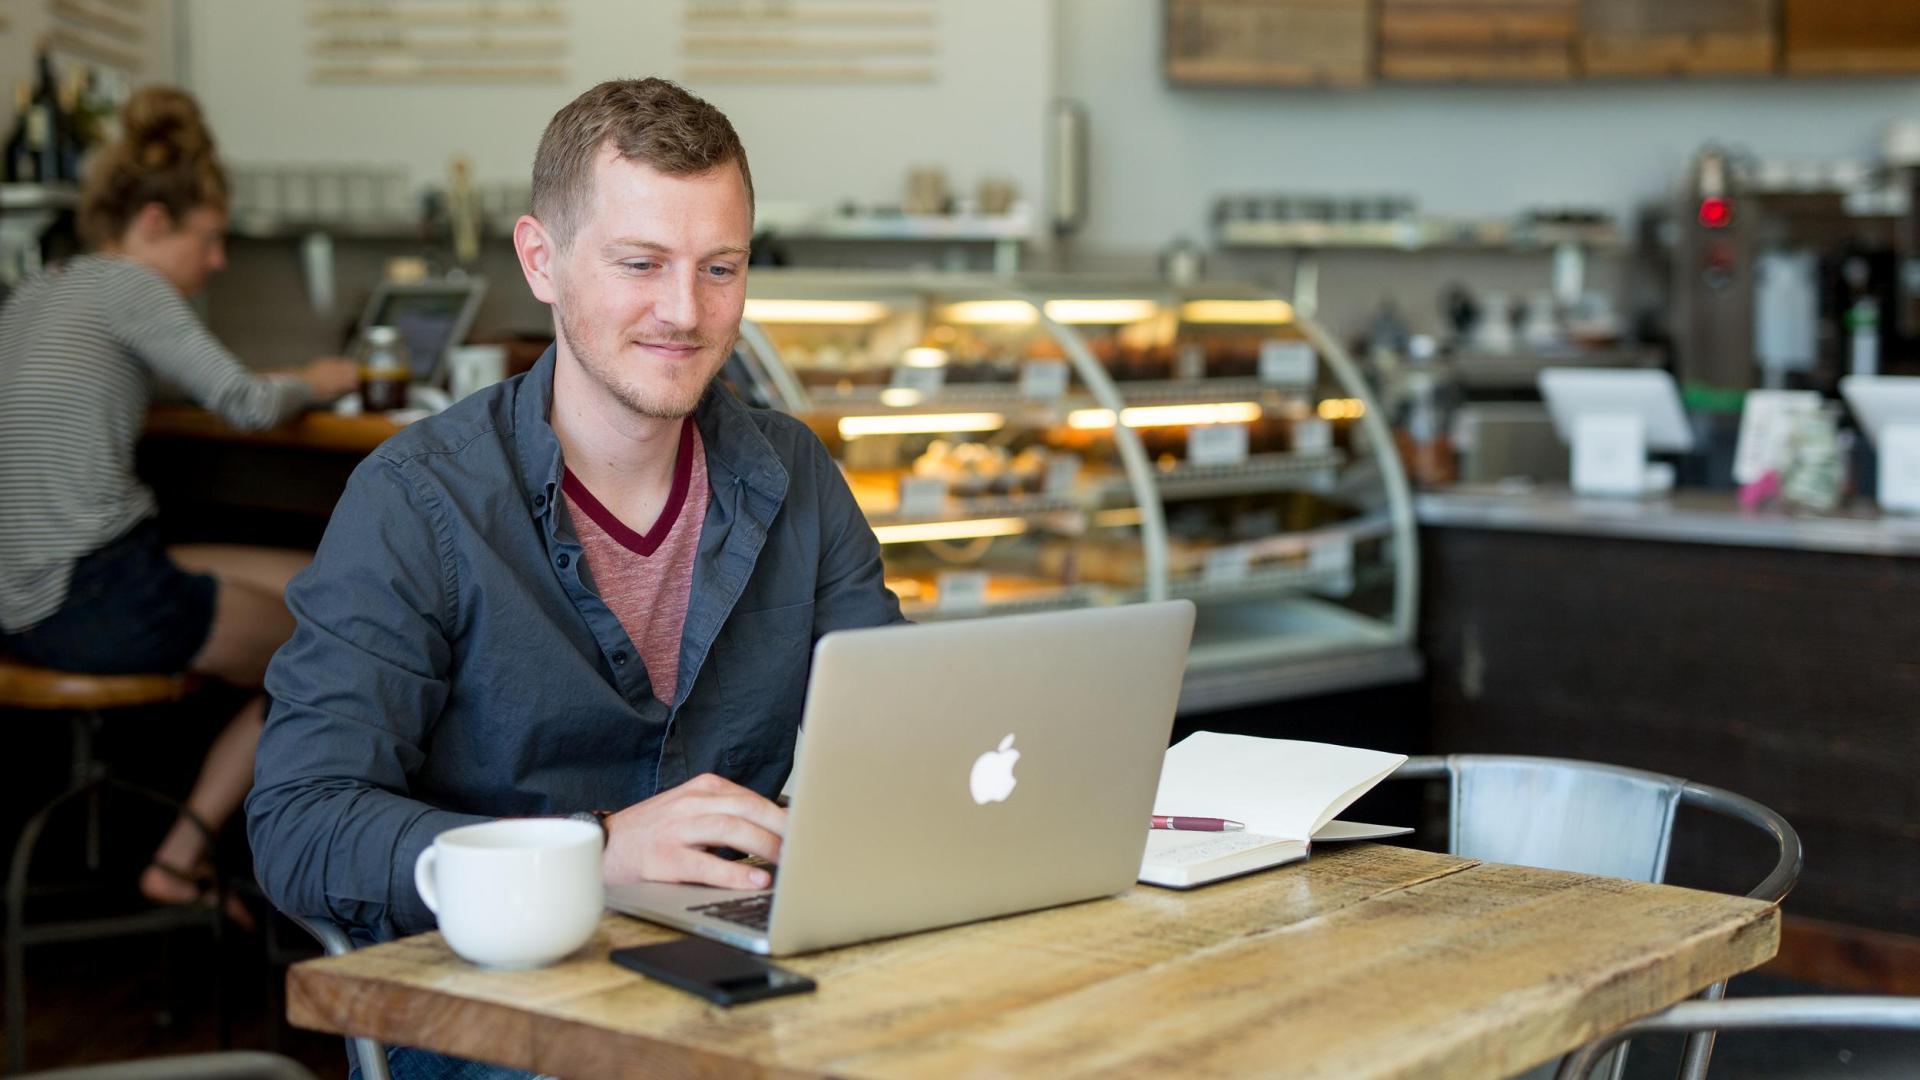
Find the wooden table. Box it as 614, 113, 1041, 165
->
286, 846, 1779, 1079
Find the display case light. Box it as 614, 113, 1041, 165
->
1317, 398, 1367, 421
902, 347, 949, 369
838, 412, 1007, 438
938, 300, 1040, 325
1042, 299, 1161, 325
872, 517, 1029, 545
742, 299, 892, 325
1066, 402, 1264, 430
879, 388, 925, 407
1179, 299, 1295, 325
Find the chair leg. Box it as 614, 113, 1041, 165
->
4, 762, 228, 1073
1675, 979, 1728, 1080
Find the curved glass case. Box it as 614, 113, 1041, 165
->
729, 270, 1419, 711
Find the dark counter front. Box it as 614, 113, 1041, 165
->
1417, 486, 1920, 986
139, 405, 404, 548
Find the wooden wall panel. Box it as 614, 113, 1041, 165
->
1166, 0, 1372, 86
1580, 0, 1776, 77
1785, 0, 1920, 75
1379, 0, 1577, 82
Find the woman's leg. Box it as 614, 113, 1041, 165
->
139, 694, 265, 927
169, 545, 310, 688
141, 546, 311, 925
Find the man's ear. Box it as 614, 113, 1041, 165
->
514, 214, 560, 306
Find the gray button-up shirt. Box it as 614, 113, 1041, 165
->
247, 347, 903, 939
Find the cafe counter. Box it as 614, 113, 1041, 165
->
1416, 483, 1920, 979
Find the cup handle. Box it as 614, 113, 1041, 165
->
413, 845, 441, 917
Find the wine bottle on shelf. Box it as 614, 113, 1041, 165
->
5, 82, 37, 184
28, 46, 68, 183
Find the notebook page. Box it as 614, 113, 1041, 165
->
1150, 733, 1408, 842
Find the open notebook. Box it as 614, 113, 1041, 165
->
1140, 733, 1410, 888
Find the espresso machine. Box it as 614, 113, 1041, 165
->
1661, 142, 1918, 392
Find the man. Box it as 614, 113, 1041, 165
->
248, 79, 902, 958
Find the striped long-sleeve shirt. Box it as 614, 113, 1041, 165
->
0, 254, 312, 633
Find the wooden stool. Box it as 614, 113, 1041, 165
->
0, 655, 225, 1073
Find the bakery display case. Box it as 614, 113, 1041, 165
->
732, 270, 1419, 712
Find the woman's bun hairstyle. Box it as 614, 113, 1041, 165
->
79, 85, 228, 248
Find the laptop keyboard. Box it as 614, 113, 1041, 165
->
688, 893, 773, 931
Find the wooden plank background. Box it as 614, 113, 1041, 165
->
1784, 0, 1920, 75
1166, 0, 1373, 87
1580, 0, 1777, 77
1164, 0, 1920, 83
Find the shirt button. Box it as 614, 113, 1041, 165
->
534, 493, 547, 508
612, 651, 628, 666
556, 553, 571, 568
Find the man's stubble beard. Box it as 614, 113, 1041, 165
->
555, 296, 737, 422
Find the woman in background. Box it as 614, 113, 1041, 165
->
0, 86, 358, 924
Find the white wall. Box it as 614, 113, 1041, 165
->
180, 0, 1052, 230
1058, 0, 1920, 256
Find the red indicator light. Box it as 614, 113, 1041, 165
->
1698, 198, 1733, 229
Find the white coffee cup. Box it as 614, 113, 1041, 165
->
413, 818, 604, 969
447, 344, 508, 401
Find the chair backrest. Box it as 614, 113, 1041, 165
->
1397, 754, 1801, 903
1445, 755, 1685, 884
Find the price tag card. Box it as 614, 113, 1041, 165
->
1292, 416, 1333, 454
897, 476, 949, 517
936, 570, 990, 613
1259, 340, 1317, 386
1310, 535, 1355, 597
1043, 453, 1082, 496
1174, 343, 1208, 381
1203, 544, 1252, 585
1187, 424, 1250, 467
890, 364, 946, 396
1020, 360, 1069, 400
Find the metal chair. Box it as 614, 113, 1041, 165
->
283, 913, 392, 1080
1554, 996, 1920, 1079
17, 1051, 318, 1080
1, 656, 228, 1075
1391, 755, 1801, 1080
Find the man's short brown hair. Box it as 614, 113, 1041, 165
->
531, 77, 754, 248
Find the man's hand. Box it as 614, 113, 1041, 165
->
602, 773, 787, 890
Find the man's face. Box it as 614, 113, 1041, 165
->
547, 149, 752, 420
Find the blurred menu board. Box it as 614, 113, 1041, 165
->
1164, 0, 1372, 87
48, 0, 148, 73
1784, 0, 1920, 75
1579, 0, 1775, 78
1378, 0, 1577, 82
307, 0, 569, 85
680, 0, 938, 85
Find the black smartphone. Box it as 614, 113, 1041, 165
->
610, 938, 816, 1006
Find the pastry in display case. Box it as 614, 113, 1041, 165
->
728, 271, 1419, 710
731, 272, 1166, 621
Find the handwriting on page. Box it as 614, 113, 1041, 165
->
1144, 831, 1284, 866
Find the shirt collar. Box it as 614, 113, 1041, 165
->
512, 344, 789, 521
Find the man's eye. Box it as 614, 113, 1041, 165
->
623, 261, 657, 272
707, 265, 736, 279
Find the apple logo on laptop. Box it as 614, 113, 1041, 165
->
969, 734, 1020, 805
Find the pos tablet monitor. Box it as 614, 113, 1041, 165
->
1538, 368, 1694, 497
354, 277, 487, 386
1840, 375, 1920, 513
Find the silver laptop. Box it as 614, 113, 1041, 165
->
605, 600, 1196, 955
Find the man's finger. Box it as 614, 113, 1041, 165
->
679, 793, 789, 837
667, 848, 775, 891
669, 814, 783, 864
